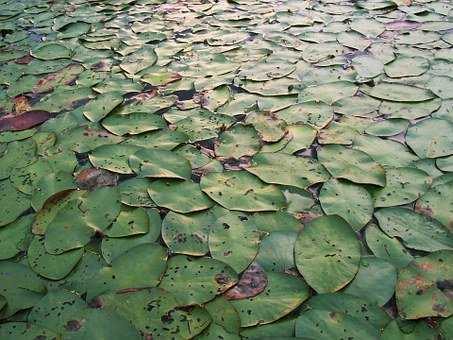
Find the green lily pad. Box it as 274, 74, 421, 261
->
295, 309, 379, 340
0, 322, 58, 339
100, 288, 212, 339
105, 206, 149, 238
81, 92, 123, 122
209, 213, 261, 273
250, 152, 330, 189
375, 207, 453, 252
119, 46, 157, 75
0, 179, 31, 227
365, 223, 414, 269
294, 215, 361, 293
396, 250, 453, 319
215, 124, 261, 159
365, 119, 409, 137
28, 236, 83, 280
406, 118, 453, 158
89, 144, 140, 174
380, 98, 442, 120
200, 171, 286, 212
87, 243, 168, 299
344, 256, 397, 306
0, 214, 33, 260
230, 272, 310, 327
371, 167, 431, 207
363, 83, 435, 102
0, 139, 37, 180
162, 209, 215, 256
148, 179, 213, 213
384, 57, 429, 78
119, 178, 155, 207
416, 181, 453, 228
319, 178, 373, 232
31, 43, 71, 60
159, 255, 238, 305
175, 110, 234, 142
275, 102, 333, 129
318, 144, 386, 186
102, 112, 166, 136
0, 261, 46, 319
255, 231, 297, 273
123, 129, 188, 150
129, 148, 192, 180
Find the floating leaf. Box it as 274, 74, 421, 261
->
159, 255, 237, 305
129, 148, 192, 180
375, 207, 453, 252
396, 250, 453, 319
294, 215, 361, 293
319, 178, 373, 231
209, 213, 261, 273
246, 153, 330, 190
230, 272, 309, 327
318, 144, 386, 186
148, 179, 213, 213
200, 171, 286, 212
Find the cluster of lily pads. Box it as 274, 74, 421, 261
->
1, 0, 453, 339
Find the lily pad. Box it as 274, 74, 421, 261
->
148, 179, 213, 213
129, 148, 192, 180
294, 215, 361, 293
200, 171, 286, 212
406, 118, 453, 158
375, 207, 453, 252
319, 178, 373, 232
396, 250, 453, 319
246, 153, 330, 190
318, 144, 386, 187
159, 255, 238, 305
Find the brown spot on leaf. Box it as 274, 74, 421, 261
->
76, 168, 118, 190
65, 319, 84, 332
13, 96, 32, 114
224, 262, 267, 300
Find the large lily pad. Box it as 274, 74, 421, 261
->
209, 213, 261, 273
148, 179, 213, 213
375, 207, 453, 252
200, 171, 286, 212
159, 255, 238, 305
396, 250, 453, 319
246, 153, 330, 190
230, 272, 310, 327
406, 118, 453, 158
319, 178, 373, 232
318, 144, 386, 186
294, 215, 361, 293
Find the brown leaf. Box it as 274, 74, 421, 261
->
76, 168, 118, 190
0, 110, 52, 132
223, 262, 267, 300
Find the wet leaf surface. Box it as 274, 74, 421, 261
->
1, 0, 452, 336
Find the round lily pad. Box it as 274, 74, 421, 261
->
396, 250, 453, 319
89, 144, 140, 174
105, 206, 149, 238
364, 83, 435, 102
294, 215, 361, 293
129, 148, 192, 180
406, 118, 453, 158
344, 256, 397, 306
230, 272, 310, 327
0, 179, 31, 227
215, 124, 261, 159
28, 236, 83, 280
416, 181, 453, 228
319, 178, 373, 232
162, 209, 215, 256
246, 152, 330, 190
102, 112, 166, 136
375, 207, 453, 252
209, 213, 261, 273
148, 179, 213, 213
159, 255, 238, 305
200, 171, 286, 212
318, 144, 386, 187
